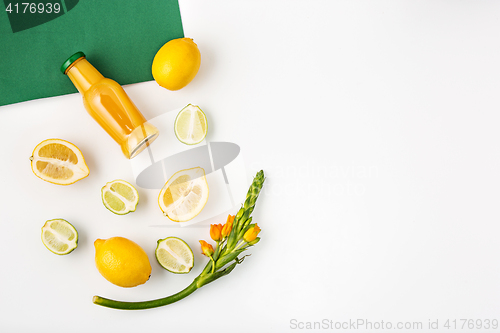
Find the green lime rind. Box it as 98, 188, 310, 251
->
41, 218, 78, 255
155, 237, 194, 274
174, 104, 208, 145
101, 179, 139, 215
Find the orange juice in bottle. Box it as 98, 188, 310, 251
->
61, 52, 159, 159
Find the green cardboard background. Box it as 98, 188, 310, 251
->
0, 0, 184, 106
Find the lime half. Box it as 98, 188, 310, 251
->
155, 237, 194, 273
174, 104, 208, 145
41, 219, 78, 255
101, 180, 139, 215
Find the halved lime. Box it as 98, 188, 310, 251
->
101, 180, 139, 215
155, 237, 194, 273
174, 104, 208, 145
41, 219, 78, 255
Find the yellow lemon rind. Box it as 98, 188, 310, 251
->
157, 167, 209, 222
30, 138, 89, 186
151, 37, 201, 91
94, 237, 152, 288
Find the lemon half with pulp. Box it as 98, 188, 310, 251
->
158, 167, 209, 222
30, 139, 89, 185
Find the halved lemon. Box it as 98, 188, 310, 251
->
41, 219, 78, 255
30, 139, 89, 185
155, 237, 194, 273
174, 104, 208, 145
101, 180, 139, 215
158, 167, 209, 222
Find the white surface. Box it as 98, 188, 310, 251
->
130, 109, 248, 227
1, 1, 500, 332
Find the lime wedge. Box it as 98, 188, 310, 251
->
155, 237, 194, 273
174, 104, 208, 145
41, 219, 78, 255
101, 180, 139, 215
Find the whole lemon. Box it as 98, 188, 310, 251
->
152, 37, 201, 91
94, 237, 152, 288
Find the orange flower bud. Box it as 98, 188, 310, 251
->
210, 224, 223, 242
199, 240, 214, 257
221, 215, 235, 238
243, 224, 261, 243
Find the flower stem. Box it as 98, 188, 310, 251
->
92, 278, 199, 310
233, 241, 246, 251
210, 256, 216, 273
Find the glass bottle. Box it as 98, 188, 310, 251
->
61, 51, 159, 159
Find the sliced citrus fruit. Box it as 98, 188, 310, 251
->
30, 139, 89, 185
101, 180, 139, 215
158, 167, 209, 222
41, 219, 78, 255
155, 237, 194, 273
174, 104, 208, 145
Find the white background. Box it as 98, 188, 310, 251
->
1, 1, 500, 332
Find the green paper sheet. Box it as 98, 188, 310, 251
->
0, 0, 184, 106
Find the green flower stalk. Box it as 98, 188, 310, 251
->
92, 170, 265, 310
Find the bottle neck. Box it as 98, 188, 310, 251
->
66, 57, 104, 93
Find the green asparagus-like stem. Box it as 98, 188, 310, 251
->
93, 262, 238, 310
227, 170, 265, 251
93, 278, 200, 310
